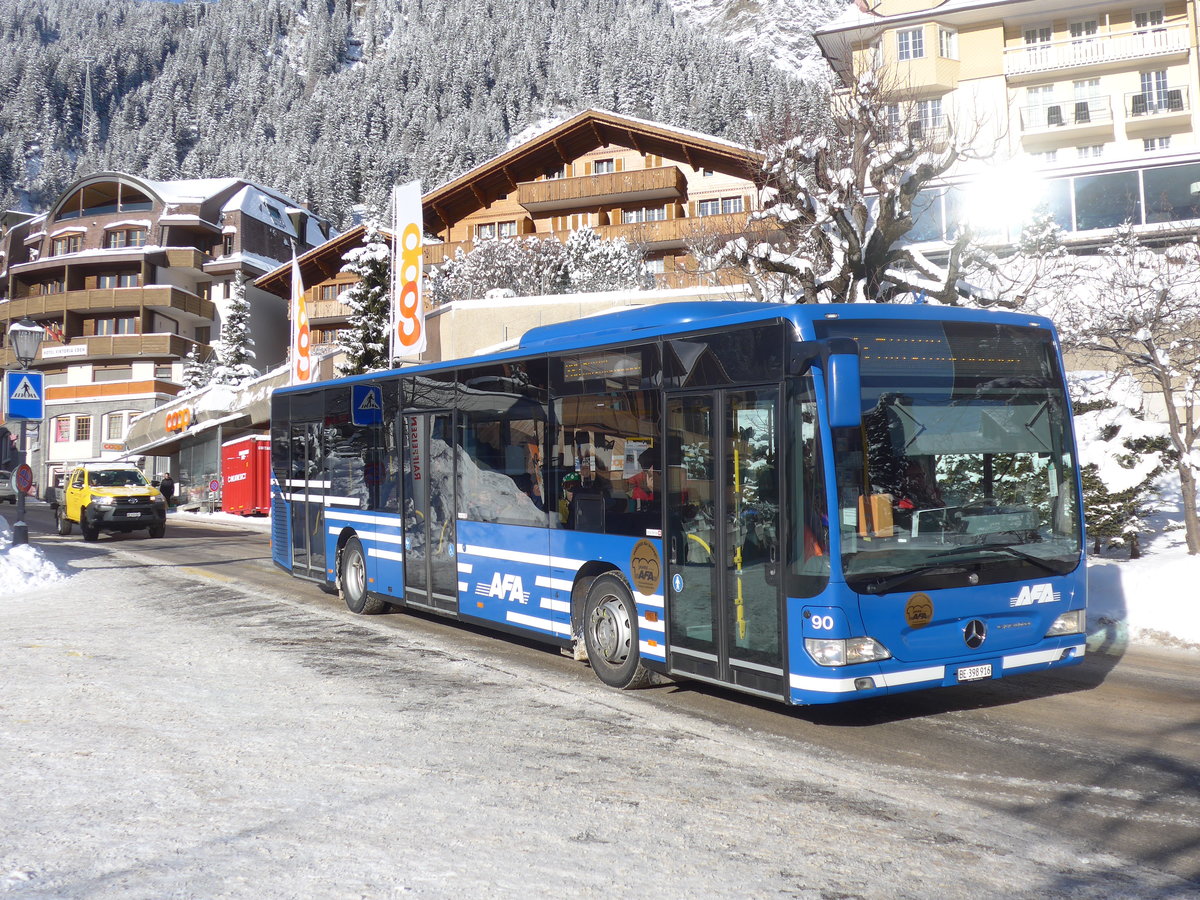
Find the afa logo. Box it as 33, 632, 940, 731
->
905, 593, 934, 628
630, 539, 661, 596
478, 572, 529, 605
1010, 583, 1061, 607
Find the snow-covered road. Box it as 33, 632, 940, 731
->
2, 547, 1193, 899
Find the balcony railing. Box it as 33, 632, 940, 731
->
424, 213, 751, 267
1021, 96, 1114, 130
1004, 25, 1189, 76
1126, 85, 1189, 117
517, 166, 687, 213
2, 286, 215, 322
0, 332, 198, 369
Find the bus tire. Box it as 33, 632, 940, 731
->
55, 507, 72, 536
583, 574, 650, 690
339, 536, 385, 615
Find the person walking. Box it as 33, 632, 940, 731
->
158, 473, 175, 507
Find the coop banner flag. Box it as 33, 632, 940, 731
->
391, 180, 425, 358
291, 252, 312, 384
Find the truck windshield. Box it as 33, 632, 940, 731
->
91, 469, 148, 488
816, 318, 1082, 593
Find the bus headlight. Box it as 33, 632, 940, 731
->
1045, 609, 1085, 637
805, 637, 892, 667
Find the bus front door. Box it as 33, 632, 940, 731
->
666, 389, 785, 698
288, 421, 326, 581
401, 412, 458, 613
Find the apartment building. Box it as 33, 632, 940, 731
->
423, 108, 764, 287
816, 0, 1200, 247
0, 172, 332, 492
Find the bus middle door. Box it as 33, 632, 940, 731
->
666, 389, 785, 699
401, 412, 458, 613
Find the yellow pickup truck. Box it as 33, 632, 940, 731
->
54, 464, 167, 542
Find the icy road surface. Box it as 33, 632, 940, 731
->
1, 553, 1193, 898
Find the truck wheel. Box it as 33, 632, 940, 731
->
82, 520, 100, 542
583, 574, 651, 689
339, 536, 385, 614
55, 507, 72, 536
148, 523, 166, 538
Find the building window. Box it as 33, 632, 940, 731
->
721, 196, 744, 215
40, 279, 65, 295
94, 366, 133, 384
195, 327, 211, 344
104, 410, 138, 441
1134, 9, 1165, 33
155, 364, 174, 380
94, 317, 137, 336
623, 206, 667, 224
54, 418, 71, 443
543, 165, 565, 180
98, 274, 118, 289
497, 220, 518, 238
74, 416, 92, 443
1030, 150, 1058, 163
938, 28, 958, 59
917, 98, 943, 132
1077, 144, 1105, 159
697, 199, 721, 217
321, 284, 342, 302
117, 273, 139, 288
105, 228, 147, 249
52, 234, 83, 256
593, 159, 615, 174
897, 27, 924, 60
222, 234, 235, 256
644, 257, 666, 274
1144, 136, 1171, 151
1069, 19, 1098, 43
475, 222, 497, 241
700, 168, 715, 177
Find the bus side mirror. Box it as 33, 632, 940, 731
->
790, 338, 863, 430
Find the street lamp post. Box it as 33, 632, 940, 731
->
7, 317, 45, 547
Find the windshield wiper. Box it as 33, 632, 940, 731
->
861, 564, 972, 595
928, 542, 1063, 575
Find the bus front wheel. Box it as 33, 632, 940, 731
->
339, 536, 386, 615
583, 574, 651, 690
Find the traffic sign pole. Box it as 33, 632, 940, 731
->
12, 420, 29, 547
5, 369, 45, 547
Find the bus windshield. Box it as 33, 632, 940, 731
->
817, 318, 1082, 593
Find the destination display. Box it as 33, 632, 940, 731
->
562, 351, 641, 383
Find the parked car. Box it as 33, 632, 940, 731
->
0, 470, 15, 504
55, 464, 166, 541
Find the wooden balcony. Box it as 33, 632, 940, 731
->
517, 166, 687, 213
424, 213, 749, 265
307, 298, 349, 322
0, 332, 198, 369
2, 286, 215, 323
162, 248, 212, 271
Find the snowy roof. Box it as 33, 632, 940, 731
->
222, 186, 298, 238
424, 108, 765, 222
143, 177, 242, 205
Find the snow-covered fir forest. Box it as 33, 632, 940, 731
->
0, 0, 843, 225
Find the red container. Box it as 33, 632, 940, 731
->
221, 434, 271, 515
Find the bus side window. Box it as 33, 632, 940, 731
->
789, 375, 830, 595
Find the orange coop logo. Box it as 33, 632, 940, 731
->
165, 409, 192, 433
396, 222, 423, 349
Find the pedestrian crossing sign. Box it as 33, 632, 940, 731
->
4, 370, 44, 421
351, 384, 383, 426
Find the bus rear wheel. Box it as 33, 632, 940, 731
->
583, 574, 651, 690
339, 536, 386, 614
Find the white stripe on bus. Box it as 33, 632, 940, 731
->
1004, 645, 1085, 669
535, 575, 574, 592
639, 615, 665, 634
458, 562, 474, 574
790, 665, 946, 694
367, 548, 404, 562
461, 544, 585, 571
506, 610, 571, 636
540, 598, 571, 613
639, 640, 666, 659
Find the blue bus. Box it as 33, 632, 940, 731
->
270, 301, 1087, 705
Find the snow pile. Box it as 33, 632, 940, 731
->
0, 516, 68, 594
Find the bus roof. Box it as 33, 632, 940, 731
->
276, 301, 1058, 395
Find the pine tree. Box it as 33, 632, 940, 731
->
182, 343, 213, 392
211, 272, 259, 385
337, 220, 392, 375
